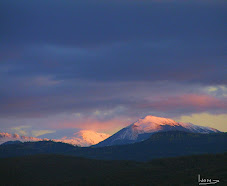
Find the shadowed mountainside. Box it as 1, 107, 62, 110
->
0, 153, 226, 185
0, 131, 226, 161
95, 115, 220, 147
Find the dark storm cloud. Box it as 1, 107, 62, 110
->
0, 0, 226, 131
1, 0, 226, 84
1, 39, 226, 85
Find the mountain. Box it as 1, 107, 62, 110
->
81, 131, 227, 161
0, 132, 42, 144
53, 130, 110, 146
0, 130, 110, 147
95, 115, 220, 147
0, 131, 226, 161
1, 140, 23, 145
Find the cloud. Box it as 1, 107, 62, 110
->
205, 85, 227, 97
0, 0, 226, 135
58, 118, 130, 135
175, 113, 227, 132
1, 40, 226, 85
31, 130, 55, 137
137, 94, 227, 115
11, 125, 31, 136
0, 81, 226, 124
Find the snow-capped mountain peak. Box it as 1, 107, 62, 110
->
95, 115, 221, 147
134, 115, 177, 126
0, 130, 110, 147
129, 115, 179, 132
57, 130, 110, 146
1, 115, 220, 147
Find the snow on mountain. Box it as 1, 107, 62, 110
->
0, 132, 42, 144
54, 130, 110, 146
0, 130, 110, 147
1, 116, 220, 147
95, 115, 220, 147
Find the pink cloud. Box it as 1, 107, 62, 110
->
53, 117, 134, 135
139, 94, 227, 112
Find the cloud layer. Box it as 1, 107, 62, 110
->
0, 0, 226, 134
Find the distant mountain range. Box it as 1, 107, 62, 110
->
95, 115, 220, 147
0, 115, 221, 147
53, 130, 110, 146
0, 131, 226, 161
0, 130, 110, 147
0, 132, 42, 144
1, 140, 22, 145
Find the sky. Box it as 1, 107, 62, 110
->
0, 0, 227, 137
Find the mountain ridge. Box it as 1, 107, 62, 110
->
0, 115, 221, 147
0, 130, 110, 147
0, 131, 226, 161
95, 115, 220, 147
